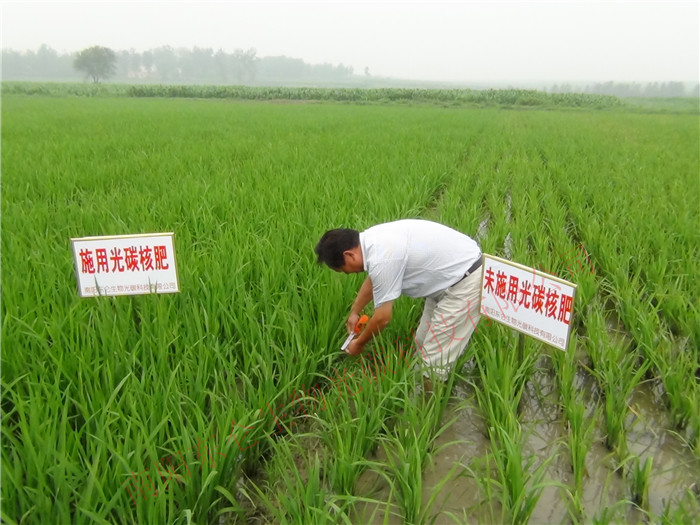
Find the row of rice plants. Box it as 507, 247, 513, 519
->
526, 167, 639, 467
533, 196, 599, 520
369, 375, 464, 524
536, 111, 699, 454
438, 127, 554, 524
500, 137, 613, 523
501, 146, 599, 523
434, 108, 698, 523
525, 110, 699, 520
529, 113, 697, 521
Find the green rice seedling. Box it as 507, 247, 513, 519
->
379, 428, 425, 524
458, 451, 506, 524
243, 438, 355, 525
494, 403, 557, 525
651, 336, 698, 440
659, 488, 700, 525
629, 456, 653, 512
355, 360, 466, 525
470, 329, 550, 525
377, 420, 463, 524
584, 304, 648, 462
565, 395, 598, 521
590, 500, 630, 525
472, 331, 537, 421
284, 317, 417, 497
310, 383, 380, 495
553, 342, 599, 523
688, 411, 700, 456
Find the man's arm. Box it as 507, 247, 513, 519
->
346, 301, 393, 356
346, 277, 374, 333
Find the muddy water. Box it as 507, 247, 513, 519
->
354, 364, 699, 524
626, 384, 700, 514
354, 382, 494, 524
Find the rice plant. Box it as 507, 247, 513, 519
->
243, 439, 355, 525
629, 456, 653, 512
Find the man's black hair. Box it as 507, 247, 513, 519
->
315, 228, 360, 268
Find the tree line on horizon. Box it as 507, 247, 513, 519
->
2, 44, 356, 85
2, 44, 698, 97
549, 80, 697, 98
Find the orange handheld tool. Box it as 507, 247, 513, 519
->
341, 314, 369, 352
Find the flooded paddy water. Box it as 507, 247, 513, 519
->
353, 359, 699, 524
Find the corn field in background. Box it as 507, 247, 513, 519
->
1, 87, 698, 524
2, 81, 627, 109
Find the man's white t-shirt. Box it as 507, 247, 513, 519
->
359, 219, 481, 308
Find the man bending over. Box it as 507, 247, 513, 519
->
315, 219, 483, 381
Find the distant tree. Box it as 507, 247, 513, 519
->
232, 48, 257, 83
128, 49, 142, 78
665, 81, 685, 97
179, 46, 214, 81
142, 51, 154, 75
36, 44, 59, 76
644, 82, 661, 97
214, 49, 231, 82
1, 49, 28, 78
73, 45, 117, 83
116, 50, 131, 79
310, 62, 353, 80
152, 46, 179, 81
258, 55, 306, 80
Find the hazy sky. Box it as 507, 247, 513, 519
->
2, 0, 698, 83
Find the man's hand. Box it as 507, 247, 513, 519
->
346, 338, 365, 356
346, 312, 360, 335
344, 302, 393, 357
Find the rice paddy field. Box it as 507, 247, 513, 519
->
1, 85, 699, 525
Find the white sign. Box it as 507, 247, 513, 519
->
71, 233, 179, 297
480, 254, 576, 351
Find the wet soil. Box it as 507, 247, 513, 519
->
354, 369, 699, 524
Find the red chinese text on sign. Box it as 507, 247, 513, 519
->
479, 254, 577, 351
71, 233, 179, 297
